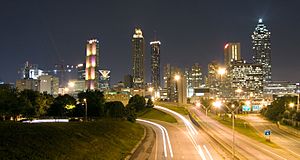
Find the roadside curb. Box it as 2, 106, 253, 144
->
124, 124, 147, 160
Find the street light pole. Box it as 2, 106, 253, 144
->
213, 100, 239, 159
297, 93, 300, 112
84, 98, 87, 122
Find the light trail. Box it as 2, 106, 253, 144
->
136, 119, 173, 158
203, 145, 214, 160
154, 106, 198, 135
154, 105, 214, 160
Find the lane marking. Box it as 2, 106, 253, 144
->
203, 145, 214, 160
197, 145, 207, 160
137, 119, 173, 158
155, 106, 210, 159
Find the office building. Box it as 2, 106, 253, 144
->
224, 43, 241, 66
51, 64, 77, 88
185, 63, 203, 97
99, 70, 110, 91
124, 74, 133, 88
131, 28, 145, 89
150, 40, 161, 90
263, 81, 299, 98
76, 63, 85, 80
39, 75, 59, 95
85, 39, 100, 90
252, 19, 272, 83
229, 61, 263, 99
16, 79, 40, 92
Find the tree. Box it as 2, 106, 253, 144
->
0, 87, 21, 120
128, 95, 146, 112
77, 90, 106, 118
47, 94, 76, 117
105, 101, 125, 119
35, 93, 54, 117
125, 103, 136, 122
146, 98, 154, 108
264, 96, 294, 121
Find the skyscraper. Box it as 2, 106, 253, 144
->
224, 43, 241, 66
99, 70, 110, 91
252, 18, 271, 83
150, 40, 161, 90
85, 39, 100, 90
131, 28, 145, 89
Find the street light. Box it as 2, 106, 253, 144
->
174, 74, 180, 81
198, 102, 212, 123
217, 67, 226, 76
289, 102, 295, 108
148, 87, 154, 92
83, 98, 87, 122
213, 100, 239, 159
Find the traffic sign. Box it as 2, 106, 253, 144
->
252, 105, 260, 111
242, 105, 251, 112
264, 130, 271, 136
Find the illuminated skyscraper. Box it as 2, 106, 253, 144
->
224, 43, 241, 66
131, 28, 145, 89
150, 40, 161, 90
99, 70, 110, 91
252, 18, 271, 83
85, 39, 99, 90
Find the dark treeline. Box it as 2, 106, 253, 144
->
0, 86, 153, 122
261, 95, 300, 127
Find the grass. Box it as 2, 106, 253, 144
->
138, 108, 177, 123
0, 120, 144, 160
209, 113, 279, 148
155, 101, 189, 115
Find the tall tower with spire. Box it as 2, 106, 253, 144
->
131, 28, 145, 89
252, 18, 272, 84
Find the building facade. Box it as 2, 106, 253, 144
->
185, 63, 203, 97
99, 70, 110, 91
150, 40, 161, 90
39, 75, 59, 95
229, 61, 263, 99
85, 39, 100, 90
16, 79, 40, 92
224, 43, 241, 66
76, 63, 85, 80
124, 74, 133, 88
131, 28, 145, 89
263, 81, 299, 98
252, 19, 272, 84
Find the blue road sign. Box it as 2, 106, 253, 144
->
252, 105, 260, 111
242, 105, 251, 112
264, 130, 271, 136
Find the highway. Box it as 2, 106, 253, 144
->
190, 105, 300, 160
133, 119, 173, 160
132, 105, 226, 159
241, 114, 300, 158
154, 106, 225, 160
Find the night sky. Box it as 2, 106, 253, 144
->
1, 0, 300, 84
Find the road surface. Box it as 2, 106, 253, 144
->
154, 106, 226, 160
241, 114, 300, 158
190, 106, 300, 160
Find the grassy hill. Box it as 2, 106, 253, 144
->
138, 108, 177, 123
0, 120, 144, 160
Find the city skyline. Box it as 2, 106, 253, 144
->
1, 1, 300, 84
